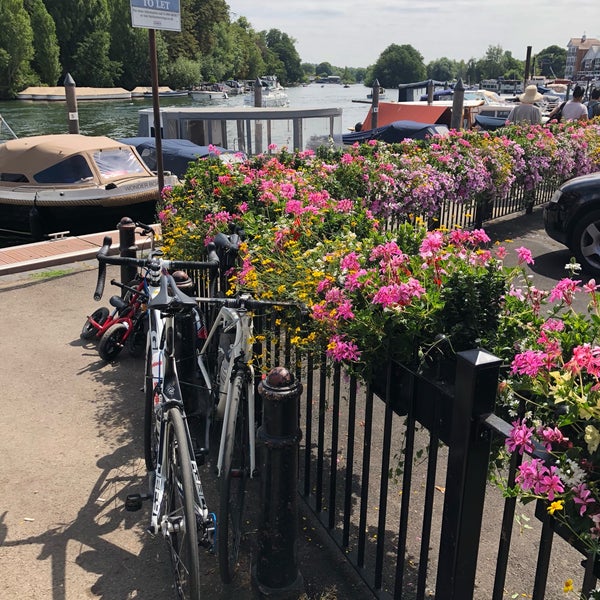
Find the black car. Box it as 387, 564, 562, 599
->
543, 171, 600, 274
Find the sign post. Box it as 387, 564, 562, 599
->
130, 0, 182, 194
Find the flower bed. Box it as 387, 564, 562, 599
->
158, 118, 600, 568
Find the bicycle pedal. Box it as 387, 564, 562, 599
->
125, 493, 151, 511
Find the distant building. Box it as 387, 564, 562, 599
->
565, 35, 600, 81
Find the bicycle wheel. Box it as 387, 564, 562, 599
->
163, 408, 202, 600
81, 307, 109, 340
98, 322, 128, 362
144, 346, 158, 472
218, 372, 250, 583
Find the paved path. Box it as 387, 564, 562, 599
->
0, 260, 368, 599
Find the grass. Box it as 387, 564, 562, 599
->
29, 268, 74, 280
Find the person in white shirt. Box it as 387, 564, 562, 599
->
561, 86, 588, 122
506, 85, 543, 125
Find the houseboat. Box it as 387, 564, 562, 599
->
138, 105, 343, 155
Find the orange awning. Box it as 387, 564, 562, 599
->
362, 102, 451, 129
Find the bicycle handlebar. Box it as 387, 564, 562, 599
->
195, 294, 308, 317
93, 236, 219, 301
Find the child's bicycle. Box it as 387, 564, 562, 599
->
81, 277, 149, 361
81, 222, 155, 361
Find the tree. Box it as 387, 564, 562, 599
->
535, 45, 567, 79
264, 29, 302, 84
316, 62, 334, 77
426, 57, 458, 82
367, 44, 426, 88
167, 56, 201, 89
44, 0, 115, 85
24, 0, 61, 86
0, 0, 35, 98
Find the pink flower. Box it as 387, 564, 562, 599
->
536, 465, 564, 501
516, 246, 534, 265
549, 278, 580, 305
506, 419, 535, 455
573, 483, 595, 516
419, 231, 444, 258
510, 350, 547, 377
326, 335, 361, 362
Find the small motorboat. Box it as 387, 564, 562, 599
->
0, 134, 179, 239
342, 120, 449, 145
118, 137, 244, 177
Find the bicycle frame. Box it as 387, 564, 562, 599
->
148, 302, 212, 542
196, 300, 257, 479
85, 276, 148, 338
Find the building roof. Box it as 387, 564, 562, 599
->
568, 37, 600, 50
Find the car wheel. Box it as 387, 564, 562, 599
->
572, 210, 600, 276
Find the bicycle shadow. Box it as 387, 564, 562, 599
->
0, 442, 173, 600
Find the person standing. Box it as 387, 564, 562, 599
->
587, 88, 600, 119
506, 85, 543, 125
561, 85, 589, 122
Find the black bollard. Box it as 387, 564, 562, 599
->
117, 217, 138, 290
253, 367, 304, 597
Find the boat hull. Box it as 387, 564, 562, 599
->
0, 197, 157, 238
0, 177, 177, 238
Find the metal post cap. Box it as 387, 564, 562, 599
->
265, 366, 293, 387
117, 217, 135, 228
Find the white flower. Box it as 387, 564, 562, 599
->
585, 424, 600, 454
558, 458, 586, 487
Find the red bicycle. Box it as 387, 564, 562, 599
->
81, 276, 149, 361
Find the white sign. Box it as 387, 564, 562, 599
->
130, 0, 181, 32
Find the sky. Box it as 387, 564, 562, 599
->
225, 0, 600, 68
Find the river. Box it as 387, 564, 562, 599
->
0, 83, 374, 139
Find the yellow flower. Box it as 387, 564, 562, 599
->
585, 425, 600, 453
547, 500, 564, 515
563, 578, 573, 593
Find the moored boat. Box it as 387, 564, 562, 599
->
244, 76, 288, 107
190, 83, 229, 101
0, 134, 178, 239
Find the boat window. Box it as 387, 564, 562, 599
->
0, 172, 29, 182
34, 154, 94, 184
93, 148, 147, 178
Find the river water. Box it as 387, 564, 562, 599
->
0, 83, 373, 140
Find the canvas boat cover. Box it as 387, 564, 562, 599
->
343, 120, 449, 145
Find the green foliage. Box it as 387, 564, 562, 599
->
24, 0, 61, 86
366, 44, 426, 88
0, 0, 35, 98
166, 56, 201, 90
535, 45, 567, 79
426, 57, 458, 82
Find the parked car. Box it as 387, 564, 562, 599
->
543, 171, 600, 274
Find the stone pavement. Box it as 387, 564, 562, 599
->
0, 255, 371, 599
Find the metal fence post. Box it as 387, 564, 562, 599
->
435, 348, 501, 600
253, 366, 304, 596
117, 217, 137, 290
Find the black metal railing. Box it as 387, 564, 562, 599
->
290, 348, 600, 599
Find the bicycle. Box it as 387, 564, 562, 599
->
93, 235, 220, 600
192, 232, 305, 583
82, 222, 156, 361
